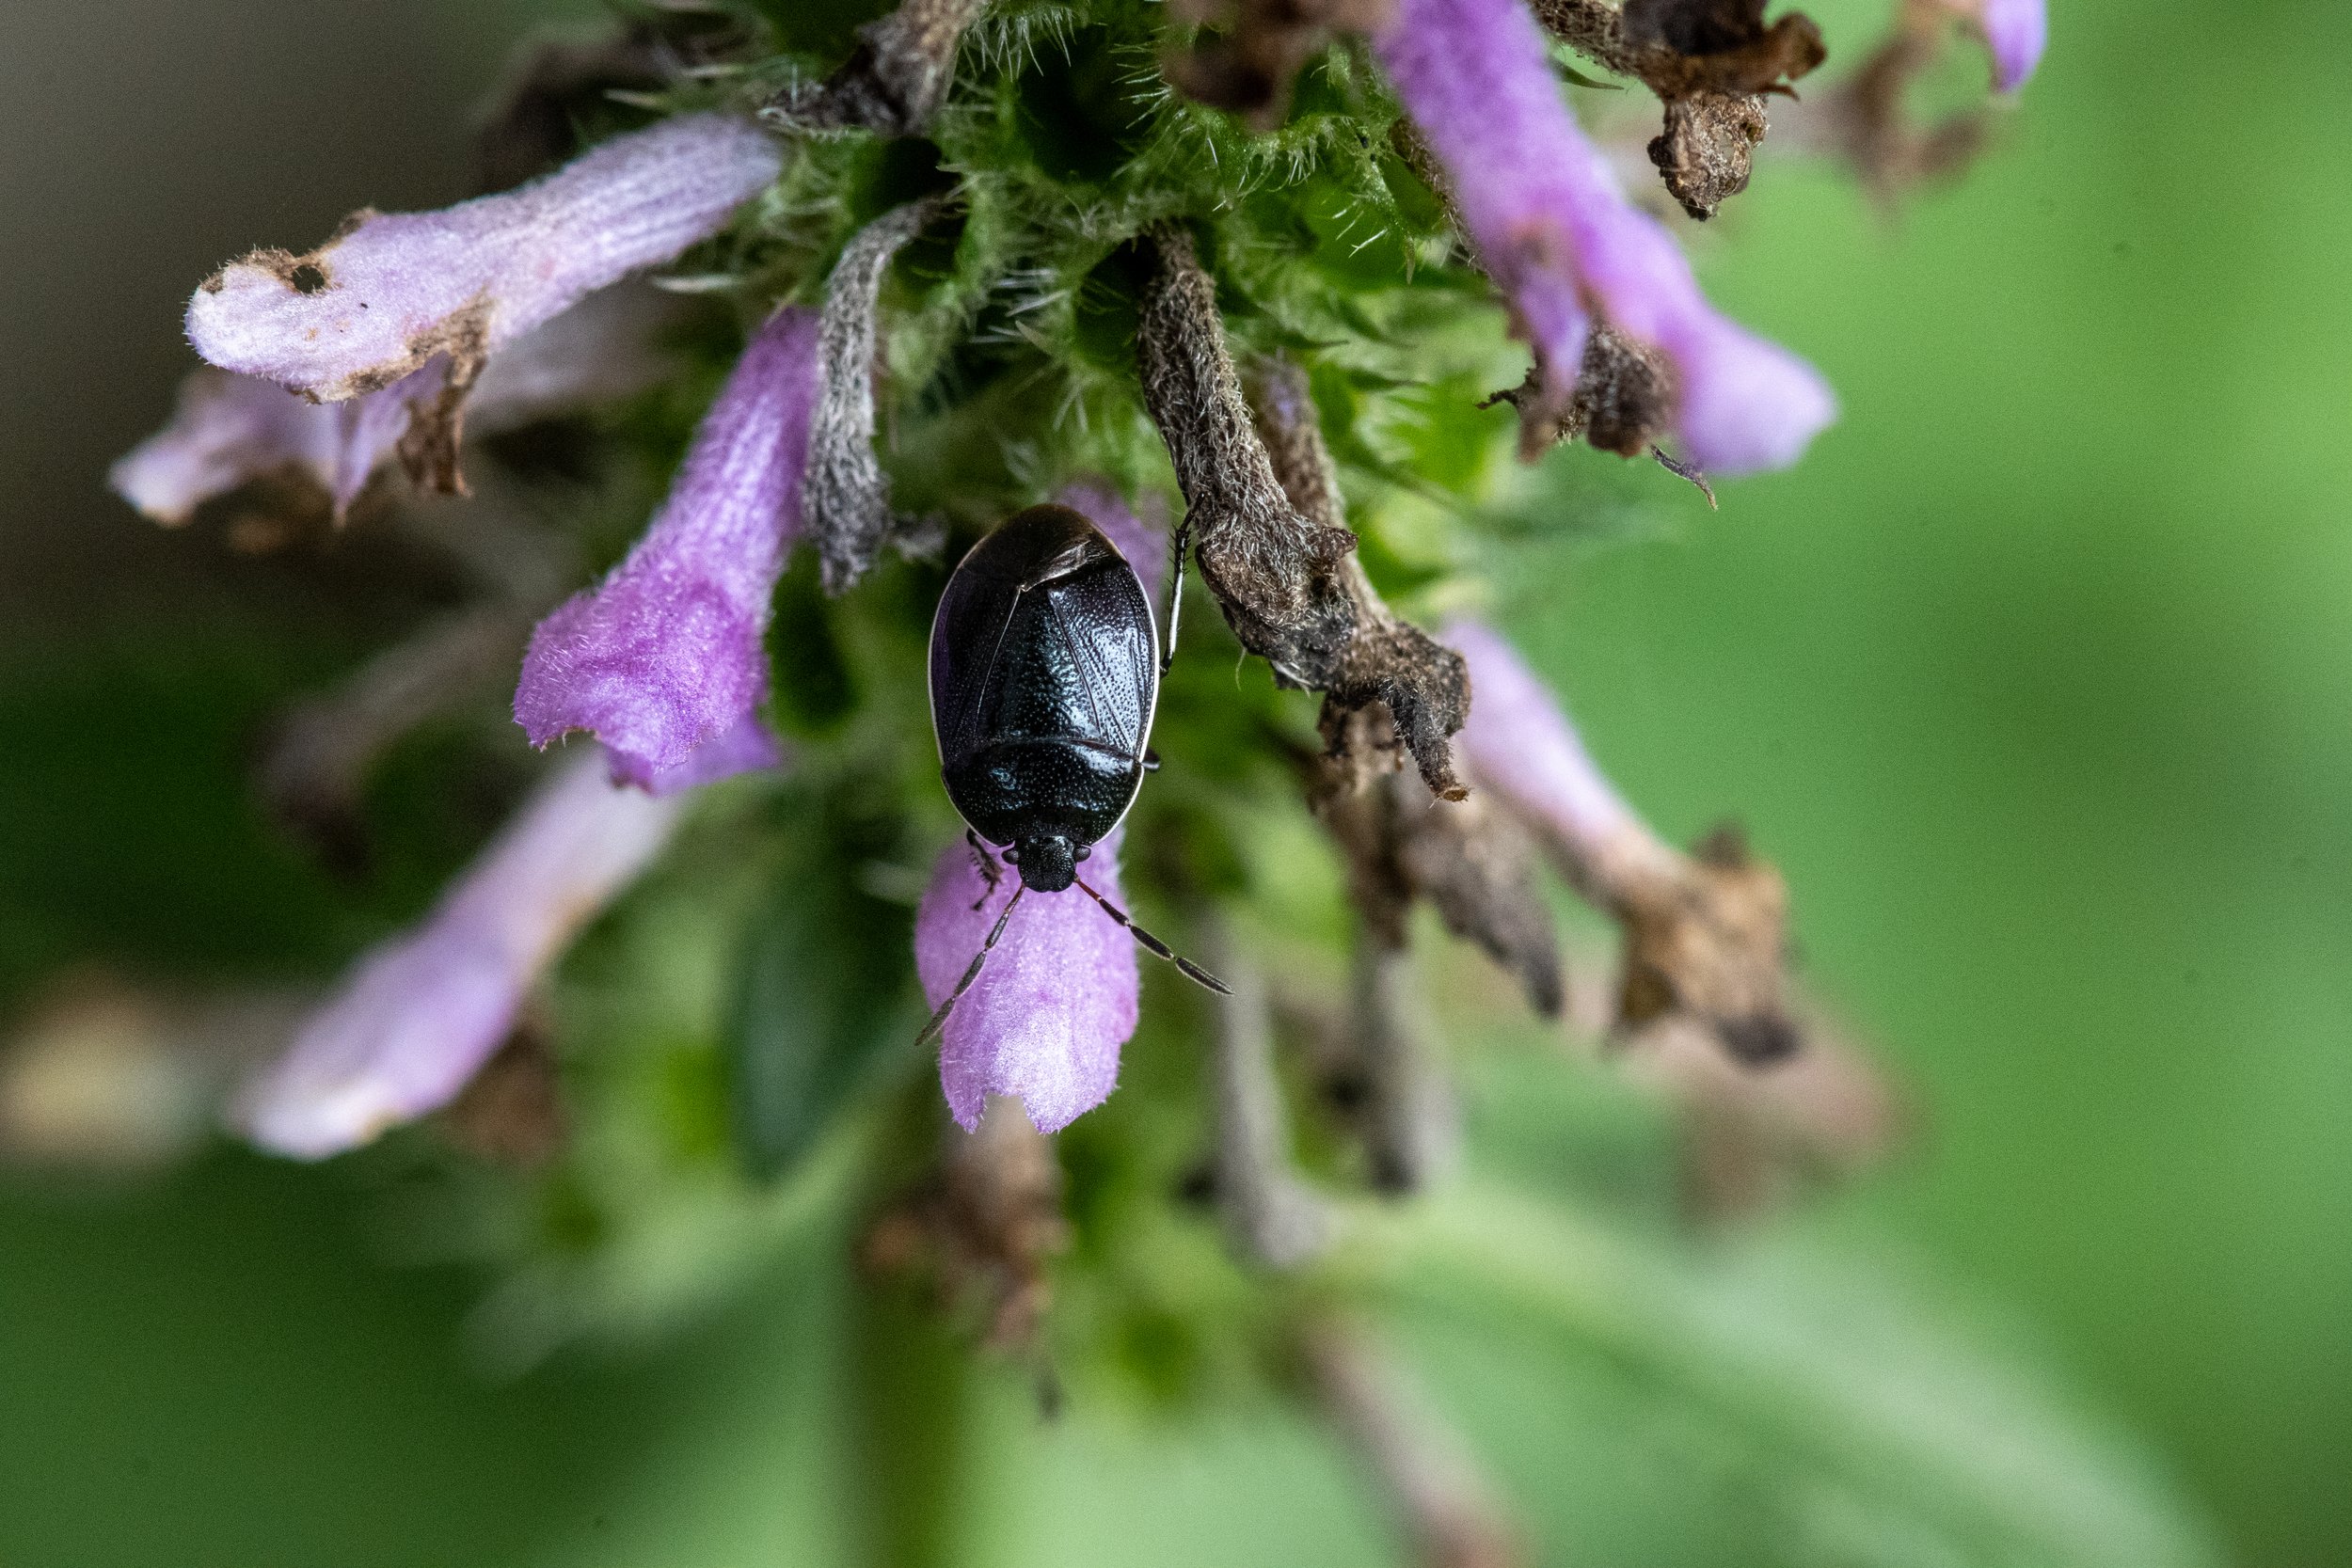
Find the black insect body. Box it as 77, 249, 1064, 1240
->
921, 503, 1228, 1046
931, 504, 1155, 894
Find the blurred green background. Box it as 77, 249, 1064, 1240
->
1, 0, 2344, 1564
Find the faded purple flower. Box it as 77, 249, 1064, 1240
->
113, 283, 690, 524
1374, 0, 1835, 474
914, 827, 1139, 1134
236, 751, 684, 1159
1966, 0, 2046, 92
515, 306, 821, 786
183, 114, 779, 490
1446, 620, 1644, 854
1057, 479, 1169, 593
110, 368, 373, 524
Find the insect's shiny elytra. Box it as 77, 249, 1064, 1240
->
928, 504, 1159, 894
918, 503, 1227, 1052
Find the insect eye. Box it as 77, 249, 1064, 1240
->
1074, 845, 1090, 862
1003, 846, 1021, 864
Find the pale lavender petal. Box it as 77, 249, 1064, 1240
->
515, 307, 821, 781
1057, 479, 1169, 593
1446, 621, 1644, 851
109, 369, 345, 525
236, 751, 683, 1159
116, 283, 690, 525
914, 827, 1139, 1134
615, 713, 787, 796
1374, 0, 1835, 473
186, 114, 779, 402
1974, 0, 2046, 92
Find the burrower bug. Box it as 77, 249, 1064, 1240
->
919, 503, 1228, 1046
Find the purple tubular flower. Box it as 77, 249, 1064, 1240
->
1971, 0, 2046, 92
113, 283, 689, 524
186, 114, 780, 404
1373, 0, 1836, 474
110, 368, 361, 524
236, 751, 684, 1159
515, 307, 821, 786
1057, 479, 1169, 593
1445, 620, 1645, 853
914, 827, 1140, 1134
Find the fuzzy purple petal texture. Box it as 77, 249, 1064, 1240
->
614, 713, 787, 796
1057, 478, 1169, 594
1974, 0, 2046, 91
915, 827, 1139, 1134
515, 307, 821, 782
1447, 621, 1643, 850
1373, 0, 1835, 473
117, 283, 692, 524
186, 113, 779, 402
236, 751, 684, 1159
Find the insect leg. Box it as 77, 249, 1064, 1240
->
966, 827, 1003, 908
1073, 875, 1232, 995
916, 884, 1026, 1050
1160, 510, 1195, 677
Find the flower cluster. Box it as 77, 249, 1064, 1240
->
119, 0, 2043, 1181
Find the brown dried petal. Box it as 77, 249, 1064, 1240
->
1529, 0, 1824, 219
438, 1022, 567, 1169
766, 0, 987, 136
1785, 1, 1990, 202
1613, 823, 1799, 1064
808, 198, 939, 594
1394, 783, 1566, 1019
1311, 706, 1565, 1019
1503, 321, 1676, 458
1137, 227, 1361, 688
859, 1096, 1071, 1349
1621, 0, 1826, 96
1647, 90, 1769, 221
1249, 357, 1470, 800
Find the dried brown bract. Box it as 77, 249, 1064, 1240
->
1137, 226, 1364, 695
1311, 709, 1565, 1020
1493, 323, 1671, 458
1530, 0, 1826, 218
1791, 0, 1990, 201
808, 198, 942, 594
864, 1098, 1070, 1349
1559, 944, 1901, 1221
1485, 327, 1715, 499
1604, 822, 1800, 1065
1163, 0, 1394, 128
439, 1023, 568, 1169
764, 0, 989, 136
1248, 357, 1471, 800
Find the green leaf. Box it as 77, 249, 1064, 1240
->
725, 781, 921, 1180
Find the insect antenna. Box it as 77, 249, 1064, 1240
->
1159, 513, 1194, 676
1073, 875, 1232, 996
916, 884, 1026, 1049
